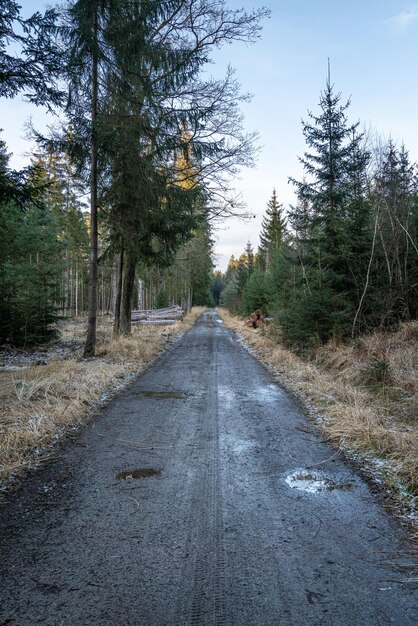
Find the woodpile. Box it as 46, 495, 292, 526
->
245, 309, 265, 329
131, 305, 184, 325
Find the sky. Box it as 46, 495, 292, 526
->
1, 0, 418, 271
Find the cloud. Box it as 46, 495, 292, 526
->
385, 6, 418, 33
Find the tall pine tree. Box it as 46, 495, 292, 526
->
258, 189, 287, 269
287, 73, 370, 344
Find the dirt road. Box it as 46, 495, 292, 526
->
0, 311, 416, 625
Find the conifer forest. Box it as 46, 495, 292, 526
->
0, 1, 417, 353
1, 4, 418, 622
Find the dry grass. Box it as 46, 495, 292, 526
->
0, 308, 205, 494
219, 309, 418, 510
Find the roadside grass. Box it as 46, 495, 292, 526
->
219, 309, 418, 523
0, 307, 205, 496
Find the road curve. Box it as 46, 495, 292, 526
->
0, 311, 416, 625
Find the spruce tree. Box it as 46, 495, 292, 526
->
288, 75, 370, 343
0, 156, 63, 344
63, 0, 268, 351
258, 189, 287, 269
0, 0, 63, 107
368, 142, 418, 325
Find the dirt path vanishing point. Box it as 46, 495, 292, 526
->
0, 311, 416, 625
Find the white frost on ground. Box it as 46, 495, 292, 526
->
347, 450, 418, 526
222, 434, 255, 455
218, 384, 237, 408
0, 344, 80, 369
254, 383, 284, 401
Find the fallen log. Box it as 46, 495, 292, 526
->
245, 309, 265, 329
131, 319, 177, 326
131, 305, 184, 324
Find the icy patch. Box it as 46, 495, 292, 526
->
218, 385, 237, 408
285, 470, 354, 494
286, 471, 330, 493
255, 383, 283, 401
223, 434, 255, 455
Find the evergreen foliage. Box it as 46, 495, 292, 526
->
258, 189, 287, 269
1, 4, 417, 356
59, 0, 268, 347
0, 198, 63, 345
210, 272, 224, 306
286, 77, 371, 343
243, 265, 268, 313
221, 76, 417, 350
0, 0, 64, 107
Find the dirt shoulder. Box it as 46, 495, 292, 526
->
0, 308, 205, 497
218, 309, 418, 531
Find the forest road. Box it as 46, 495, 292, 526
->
0, 311, 416, 626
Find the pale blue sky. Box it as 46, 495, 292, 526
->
1, 1, 418, 270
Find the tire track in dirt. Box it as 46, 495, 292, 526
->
177, 320, 227, 626
0, 311, 416, 625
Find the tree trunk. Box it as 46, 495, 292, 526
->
84, 4, 99, 357
113, 244, 124, 338
75, 263, 78, 317
120, 253, 136, 336
137, 277, 143, 310
111, 260, 118, 314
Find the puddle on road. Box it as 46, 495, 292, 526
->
285, 470, 354, 493
116, 468, 162, 480
138, 390, 188, 399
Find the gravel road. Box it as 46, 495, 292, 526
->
0, 311, 416, 625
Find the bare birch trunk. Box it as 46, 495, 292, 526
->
137, 278, 143, 310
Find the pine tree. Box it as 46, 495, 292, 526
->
290, 77, 362, 277
210, 272, 224, 306
243, 265, 268, 313
63, 0, 268, 349
287, 75, 370, 343
245, 241, 255, 275
258, 189, 287, 269
0, 149, 63, 345
30, 144, 89, 316
367, 141, 418, 326
0, 0, 63, 107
